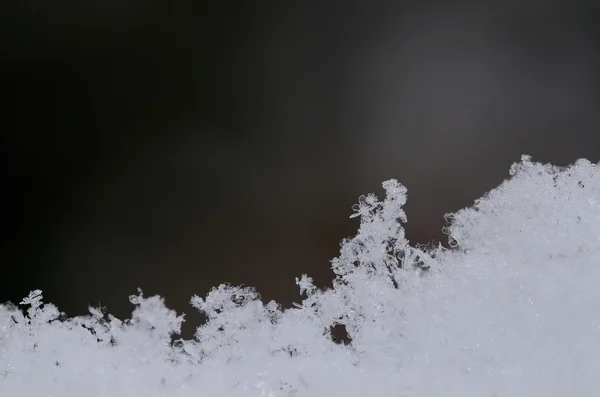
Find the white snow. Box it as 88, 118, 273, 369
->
1, 156, 599, 396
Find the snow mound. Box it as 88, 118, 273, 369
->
1, 156, 599, 396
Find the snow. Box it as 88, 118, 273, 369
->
1, 156, 599, 396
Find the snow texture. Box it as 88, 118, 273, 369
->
1, 155, 600, 396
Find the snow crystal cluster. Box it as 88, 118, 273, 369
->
1, 156, 599, 396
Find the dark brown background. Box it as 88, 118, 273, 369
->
2, 1, 599, 336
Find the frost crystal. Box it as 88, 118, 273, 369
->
1, 156, 599, 397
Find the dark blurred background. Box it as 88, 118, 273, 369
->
2, 2, 599, 335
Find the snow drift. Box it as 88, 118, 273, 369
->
1, 156, 599, 396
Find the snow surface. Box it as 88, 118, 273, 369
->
1, 156, 599, 396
